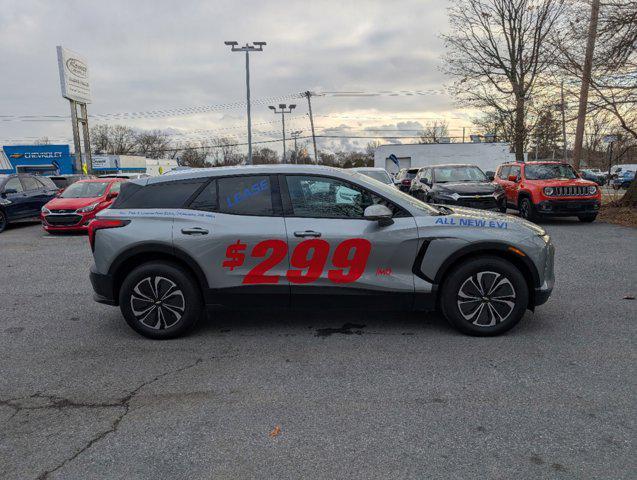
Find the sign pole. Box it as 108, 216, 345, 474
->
79, 103, 93, 174
69, 100, 83, 173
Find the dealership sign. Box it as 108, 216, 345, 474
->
57, 46, 92, 104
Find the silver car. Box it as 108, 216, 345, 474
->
89, 165, 554, 339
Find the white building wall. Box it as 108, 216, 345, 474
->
374, 142, 516, 174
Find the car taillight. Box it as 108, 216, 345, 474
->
88, 219, 130, 251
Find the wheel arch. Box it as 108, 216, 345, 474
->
428, 242, 540, 310
108, 243, 208, 304
517, 190, 533, 207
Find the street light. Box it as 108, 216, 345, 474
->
224, 41, 266, 165
269, 104, 296, 162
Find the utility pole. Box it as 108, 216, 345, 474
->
560, 80, 567, 161
269, 104, 296, 162
572, 0, 601, 170
224, 41, 266, 165
304, 91, 319, 164
291, 130, 303, 164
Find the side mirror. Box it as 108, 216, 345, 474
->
364, 204, 394, 227
508, 174, 519, 182
485, 171, 495, 181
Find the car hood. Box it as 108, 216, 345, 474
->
434, 182, 497, 194
525, 178, 596, 187
45, 197, 103, 210
446, 206, 546, 236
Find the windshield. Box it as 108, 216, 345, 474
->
525, 164, 577, 180
358, 170, 392, 184
60, 182, 109, 198
434, 166, 488, 183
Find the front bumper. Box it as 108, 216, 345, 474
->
41, 211, 95, 231
90, 265, 117, 306
536, 199, 600, 216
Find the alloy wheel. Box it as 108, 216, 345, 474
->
456, 271, 516, 327
130, 276, 185, 329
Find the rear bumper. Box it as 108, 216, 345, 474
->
90, 265, 117, 306
536, 199, 600, 216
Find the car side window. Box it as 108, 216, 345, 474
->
109, 182, 122, 194
35, 177, 56, 189
421, 168, 431, 184
499, 166, 511, 179
4, 177, 23, 193
189, 180, 218, 212
114, 179, 206, 209
21, 177, 41, 191
510, 166, 521, 179
285, 175, 398, 219
218, 176, 274, 216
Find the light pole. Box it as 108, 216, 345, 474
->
224, 41, 266, 165
291, 130, 303, 163
269, 104, 296, 162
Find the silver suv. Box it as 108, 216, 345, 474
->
89, 165, 554, 339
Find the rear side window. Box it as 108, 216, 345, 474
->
21, 177, 41, 191
189, 180, 218, 212
113, 179, 206, 209
218, 176, 274, 216
36, 177, 57, 189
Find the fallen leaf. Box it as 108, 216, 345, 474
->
269, 425, 281, 437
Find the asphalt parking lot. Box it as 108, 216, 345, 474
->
0, 219, 635, 480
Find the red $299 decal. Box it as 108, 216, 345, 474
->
222, 238, 371, 285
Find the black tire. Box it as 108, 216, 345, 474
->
440, 256, 529, 336
118, 261, 203, 339
0, 209, 6, 233
498, 201, 507, 213
518, 197, 537, 222
578, 214, 597, 223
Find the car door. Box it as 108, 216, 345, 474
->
177, 175, 291, 308
496, 165, 512, 205
2, 177, 28, 219
507, 165, 521, 206
19, 176, 45, 216
281, 174, 419, 309
34, 176, 58, 207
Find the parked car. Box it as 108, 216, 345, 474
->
394, 168, 419, 192
494, 161, 601, 222
48, 174, 95, 192
579, 169, 605, 186
0, 174, 59, 233
88, 165, 554, 339
40, 178, 126, 233
611, 170, 634, 190
98, 173, 150, 180
409, 164, 506, 212
349, 167, 395, 187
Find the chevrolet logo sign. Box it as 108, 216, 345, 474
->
9, 154, 23, 159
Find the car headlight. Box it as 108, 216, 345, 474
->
77, 203, 99, 213
543, 187, 554, 196
0, 198, 11, 206
588, 185, 597, 194
540, 233, 551, 244
41, 206, 51, 214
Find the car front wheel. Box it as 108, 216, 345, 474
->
0, 210, 6, 233
440, 256, 529, 336
518, 197, 537, 221
119, 261, 203, 339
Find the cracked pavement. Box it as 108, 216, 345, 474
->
0, 220, 635, 479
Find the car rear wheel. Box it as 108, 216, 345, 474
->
578, 214, 597, 223
440, 256, 529, 336
0, 210, 6, 233
518, 197, 537, 221
119, 261, 203, 339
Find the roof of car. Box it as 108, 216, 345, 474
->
427, 164, 479, 168
144, 164, 347, 184
75, 177, 125, 183
350, 167, 386, 171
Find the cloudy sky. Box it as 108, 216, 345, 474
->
0, 0, 477, 154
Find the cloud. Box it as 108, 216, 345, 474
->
0, 0, 469, 153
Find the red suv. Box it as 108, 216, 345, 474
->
40, 178, 125, 233
494, 161, 601, 222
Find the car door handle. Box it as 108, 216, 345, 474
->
181, 227, 209, 235
294, 230, 321, 238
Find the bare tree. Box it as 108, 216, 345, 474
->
207, 137, 243, 166
252, 147, 279, 165
178, 141, 210, 168
135, 130, 171, 159
442, 0, 565, 161
89, 124, 137, 155
34, 137, 50, 145
419, 120, 449, 143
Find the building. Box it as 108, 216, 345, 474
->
92, 155, 178, 176
0, 145, 75, 175
374, 142, 517, 174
